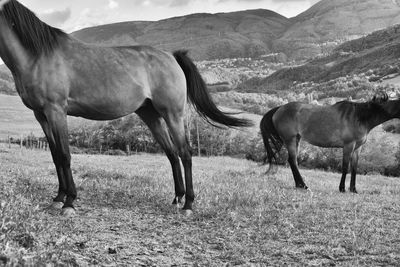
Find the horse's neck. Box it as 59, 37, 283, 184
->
367, 101, 398, 130
0, 20, 31, 73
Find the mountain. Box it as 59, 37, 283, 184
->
239, 24, 400, 93
72, 0, 400, 61
72, 9, 290, 60
274, 0, 400, 59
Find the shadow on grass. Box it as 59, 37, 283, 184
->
73, 169, 178, 215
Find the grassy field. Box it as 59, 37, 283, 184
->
0, 94, 99, 140
0, 147, 400, 266
0, 95, 42, 138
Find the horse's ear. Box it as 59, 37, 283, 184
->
372, 91, 389, 103
383, 92, 389, 101
0, 0, 10, 10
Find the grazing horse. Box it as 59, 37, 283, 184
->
260, 93, 400, 192
0, 0, 252, 216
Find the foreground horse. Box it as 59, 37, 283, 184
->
261, 93, 400, 192
0, 0, 252, 216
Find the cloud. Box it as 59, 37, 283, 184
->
170, 0, 191, 7
39, 8, 72, 27
218, 0, 320, 3
108, 0, 119, 9
271, 0, 320, 3
218, 0, 265, 2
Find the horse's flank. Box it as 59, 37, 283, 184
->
13, 36, 186, 121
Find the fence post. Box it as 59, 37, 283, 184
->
126, 144, 130, 155
196, 120, 201, 157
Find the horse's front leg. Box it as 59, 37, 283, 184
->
35, 108, 77, 216
349, 147, 361, 193
34, 111, 67, 207
339, 143, 355, 192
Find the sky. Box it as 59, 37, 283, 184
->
18, 0, 320, 33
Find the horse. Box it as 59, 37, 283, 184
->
260, 92, 400, 193
0, 0, 252, 216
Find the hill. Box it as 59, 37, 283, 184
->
72, 9, 290, 60
274, 0, 400, 59
71, 0, 400, 61
239, 24, 400, 93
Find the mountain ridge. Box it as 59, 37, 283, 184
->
71, 0, 400, 61
71, 8, 291, 60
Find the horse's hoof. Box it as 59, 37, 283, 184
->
339, 187, 345, 193
47, 202, 64, 210
172, 196, 183, 205
181, 209, 193, 217
296, 184, 308, 190
61, 207, 76, 217
350, 189, 358, 194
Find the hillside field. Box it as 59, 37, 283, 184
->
0, 95, 42, 138
0, 94, 98, 140
0, 147, 400, 266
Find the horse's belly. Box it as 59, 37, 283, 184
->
302, 130, 343, 148
66, 98, 139, 120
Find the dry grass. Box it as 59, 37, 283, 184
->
0, 146, 400, 266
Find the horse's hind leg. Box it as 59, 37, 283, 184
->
136, 103, 185, 204
163, 113, 194, 213
349, 147, 361, 193
286, 135, 308, 189
339, 143, 355, 192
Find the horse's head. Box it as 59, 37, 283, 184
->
372, 92, 400, 119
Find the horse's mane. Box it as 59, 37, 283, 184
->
334, 97, 389, 125
2, 0, 68, 57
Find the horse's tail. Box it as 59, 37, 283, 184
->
260, 106, 283, 172
173, 50, 253, 128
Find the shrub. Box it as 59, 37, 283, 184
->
383, 119, 400, 134
104, 149, 127, 156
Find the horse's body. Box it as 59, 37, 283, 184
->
261, 95, 400, 192
16, 41, 185, 120
0, 0, 251, 216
